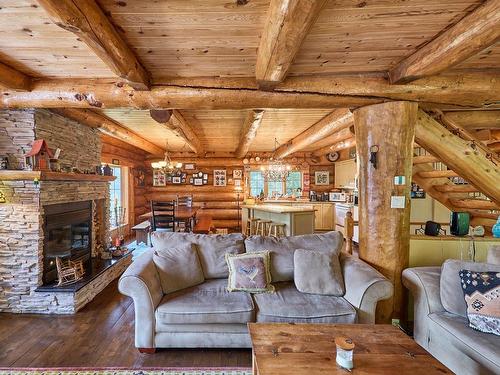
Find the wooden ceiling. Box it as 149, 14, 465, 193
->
0, 0, 498, 156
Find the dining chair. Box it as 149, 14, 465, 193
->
176, 195, 193, 232
176, 195, 193, 207
151, 201, 176, 232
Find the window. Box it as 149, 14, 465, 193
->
248, 170, 302, 198
249, 171, 265, 197
286, 171, 302, 195
108, 165, 128, 228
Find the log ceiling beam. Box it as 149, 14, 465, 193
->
389, 0, 500, 83
165, 110, 204, 155
274, 109, 353, 159
37, 0, 150, 90
256, 0, 328, 89
235, 110, 265, 158
51, 108, 164, 155
0, 61, 31, 91
0, 73, 498, 109
311, 128, 354, 157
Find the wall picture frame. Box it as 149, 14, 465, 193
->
233, 169, 243, 179
184, 163, 195, 170
194, 178, 203, 186
153, 170, 166, 186
314, 171, 330, 185
213, 169, 226, 186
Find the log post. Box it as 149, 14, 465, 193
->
354, 101, 418, 323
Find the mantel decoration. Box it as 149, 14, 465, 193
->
261, 138, 291, 182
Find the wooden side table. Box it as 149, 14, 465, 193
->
248, 323, 451, 375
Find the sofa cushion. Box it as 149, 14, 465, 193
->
459, 269, 500, 336
428, 312, 500, 374
245, 231, 343, 282
440, 259, 500, 317
153, 243, 204, 294
155, 279, 255, 325
151, 232, 245, 279
253, 282, 356, 323
226, 251, 274, 293
294, 249, 344, 296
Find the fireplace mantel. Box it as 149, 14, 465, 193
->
0, 170, 116, 182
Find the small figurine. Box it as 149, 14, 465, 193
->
25, 140, 53, 171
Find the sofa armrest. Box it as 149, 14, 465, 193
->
118, 250, 163, 348
402, 267, 444, 348
340, 253, 393, 324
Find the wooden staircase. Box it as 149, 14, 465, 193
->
412, 152, 499, 231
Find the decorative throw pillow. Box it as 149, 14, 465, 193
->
294, 249, 345, 296
153, 243, 205, 295
459, 269, 500, 336
226, 251, 274, 293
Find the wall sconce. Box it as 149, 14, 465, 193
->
0, 191, 6, 203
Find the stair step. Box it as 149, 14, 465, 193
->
449, 198, 499, 210
434, 184, 479, 193
418, 170, 459, 178
413, 155, 439, 165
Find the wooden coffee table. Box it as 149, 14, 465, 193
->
248, 323, 451, 374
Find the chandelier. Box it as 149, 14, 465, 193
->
151, 141, 182, 172
260, 138, 291, 181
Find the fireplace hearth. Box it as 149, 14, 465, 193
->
43, 201, 93, 285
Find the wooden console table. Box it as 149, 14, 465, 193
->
248, 323, 451, 374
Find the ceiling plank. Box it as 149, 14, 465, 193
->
256, 0, 328, 89
0, 61, 31, 91
1, 72, 498, 109
389, 0, 500, 83
36, 0, 150, 90
274, 109, 353, 159
235, 110, 265, 158
51, 108, 164, 155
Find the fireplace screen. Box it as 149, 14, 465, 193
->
43, 201, 92, 285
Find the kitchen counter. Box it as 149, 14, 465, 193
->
241, 204, 316, 214
241, 204, 316, 235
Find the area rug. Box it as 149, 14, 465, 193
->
0, 368, 251, 375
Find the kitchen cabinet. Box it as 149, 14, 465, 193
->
335, 159, 357, 188
312, 202, 335, 231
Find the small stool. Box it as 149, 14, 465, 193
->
256, 220, 272, 236
245, 218, 260, 236
268, 223, 286, 237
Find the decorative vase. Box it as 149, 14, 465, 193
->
493, 217, 500, 238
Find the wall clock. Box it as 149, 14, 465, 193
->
326, 152, 340, 162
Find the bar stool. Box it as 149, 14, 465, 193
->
245, 218, 260, 236
256, 220, 272, 236
268, 223, 286, 237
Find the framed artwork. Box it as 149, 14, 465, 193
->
194, 178, 203, 186
172, 176, 181, 184
184, 163, 195, 170
153, 170, 166, 186
233, 169, 243, 179
213, 169, 226, 186
314, 171, 330, 185
234, 179, 241, 188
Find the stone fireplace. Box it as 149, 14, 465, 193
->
0, 109, 131, 314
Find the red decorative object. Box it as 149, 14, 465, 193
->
26, 139, 54, 171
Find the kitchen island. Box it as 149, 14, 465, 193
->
241, 204, 316, 236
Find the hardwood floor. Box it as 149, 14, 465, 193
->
0, 280, 252, 368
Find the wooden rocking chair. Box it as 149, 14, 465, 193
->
55, 257, 85, 286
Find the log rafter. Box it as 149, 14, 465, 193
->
37, 0, 150, 90
274, 109, 353, 159
389, 0, 500, 83
256, 0, 328, 89
168, 110, 204, 155
51, 108, 164, 155
235, 110, 265, 158
0, 61, 32, 91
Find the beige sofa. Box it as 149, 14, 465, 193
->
403, 252, 500, 375
119, 231, 393, 352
